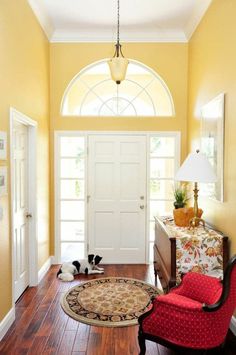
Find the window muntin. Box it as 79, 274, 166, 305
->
61, 60, 175, 117
58, 136, 86, 262
148, 135, 179, 262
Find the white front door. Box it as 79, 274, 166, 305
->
13, 121, 29, 301
88, 135, 146, 263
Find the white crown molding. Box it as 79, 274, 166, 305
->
51, 29, 188, 43
0, 307, 15, 341
28, 0, 211, 44
184, 0, 212, 40
27, 0, 54, 40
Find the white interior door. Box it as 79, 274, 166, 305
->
88, 135, 146, 263
13, 121, 29, 301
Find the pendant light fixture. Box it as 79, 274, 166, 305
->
108, 0, 128, 85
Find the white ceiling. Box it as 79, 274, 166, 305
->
28, 0, 212, 42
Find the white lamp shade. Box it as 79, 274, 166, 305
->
108, 57, 129, 83
175, 151, 217, 183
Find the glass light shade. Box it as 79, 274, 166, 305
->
108, 57, 129, 83
175, 151, 217, 183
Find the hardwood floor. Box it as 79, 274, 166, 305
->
0, 264, 235, 355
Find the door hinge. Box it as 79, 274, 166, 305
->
87, 195, 91, 203
87, 243, 89, 253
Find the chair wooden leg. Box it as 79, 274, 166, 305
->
138, 329, 146, 355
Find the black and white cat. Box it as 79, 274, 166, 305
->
57, 254, 104, 282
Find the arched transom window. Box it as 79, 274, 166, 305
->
61, 59, 175, 117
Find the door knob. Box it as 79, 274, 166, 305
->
26, 213, 32, 218
140, 205, 145, 210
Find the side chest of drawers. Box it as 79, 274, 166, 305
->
153, 216, 229, 289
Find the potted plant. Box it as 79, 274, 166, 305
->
173, 184, 188, 209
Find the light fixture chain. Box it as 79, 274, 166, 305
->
108, 0, 128, 85
117, 0, 120, 45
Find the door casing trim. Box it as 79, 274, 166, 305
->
10, 107, 38, 306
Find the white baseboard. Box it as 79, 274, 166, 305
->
38, 257, 52, 283
0, 307, 15, 341
230, 315, 236, 335
50, 255, 58, 265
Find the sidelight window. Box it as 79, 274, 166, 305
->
56, 135, 86, 262
148, 134, 180, 261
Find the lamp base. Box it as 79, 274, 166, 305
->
189, 216, 205, 229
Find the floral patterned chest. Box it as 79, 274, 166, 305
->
154, 216, 229, 289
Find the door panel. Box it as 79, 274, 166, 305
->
120, 163, 140, 199
94, 163, 114, 199
120, 212, 140, 248
88, 135, 146, 263
13, 121, 29, 301
94, 212, 115, 248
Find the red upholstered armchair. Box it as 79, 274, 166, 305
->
138, 255, 236, 354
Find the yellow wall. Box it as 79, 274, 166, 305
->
188, 0, 236, 255
49, 42, 188, 253
0, 0, 50, 320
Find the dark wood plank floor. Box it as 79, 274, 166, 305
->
0, 264, 235, 355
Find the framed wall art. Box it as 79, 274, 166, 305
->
0, 166, 7, 196
0, 131, 7, 160
200, 93, 225, 202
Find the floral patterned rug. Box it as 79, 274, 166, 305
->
61, 277, 161, 327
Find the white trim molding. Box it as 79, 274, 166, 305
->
0, 307, 15, 341
38, 257, 52, 283
230, 316, 236, 336
27, 0, 211, 43
51, 29, 188, 43
50, 256, 57, 265
10, 108, 38, 304
54, 130, 181, 265
184, 0, 212, 40
27, 0, 54, 40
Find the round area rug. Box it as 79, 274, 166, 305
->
61, 277, 161, 327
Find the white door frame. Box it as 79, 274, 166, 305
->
54, 130, 181, 264
10, 108, 38, 306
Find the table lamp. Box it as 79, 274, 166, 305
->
175, 150, 217, 228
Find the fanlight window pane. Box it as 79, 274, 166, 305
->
129, 90, 155, 116
146, 79, 173, 116
99, 96, 137, 116
61, 60, 175, 117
